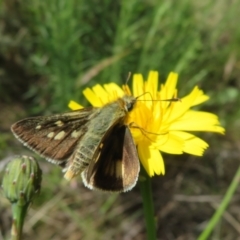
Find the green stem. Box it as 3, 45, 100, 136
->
198, 165, 240, 240
139, 165, 157, 240
11, 203, 28, 240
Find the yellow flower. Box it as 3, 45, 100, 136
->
69, 71, 225, 177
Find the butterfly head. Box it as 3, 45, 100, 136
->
121, 95, 137, 113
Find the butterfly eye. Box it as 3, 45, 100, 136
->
125, 97, 136, 112
126, 102, 134, 112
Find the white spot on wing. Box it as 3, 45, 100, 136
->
47, 132, 55, 138
55, 120, 64, 127
54, 131, 65, 140
71, 130, 81, 138
116, 160, 123, 178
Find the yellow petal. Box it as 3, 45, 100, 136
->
160, 72, 178, 100
83, 87, 103, 107
68, 101, 84, 110
192, 94, 209, 106
122, 84, 132, 95
133, 74, 144, 96
164, 86, 204, 123
103, 83, 124, 98
182, 86, 209, 106
154, 133, 184, 154
172, 131, 209, 156
92, 84, 109, 105
145, 71, 158, 98
138, 143, 165, 176
169, 111, 225, 133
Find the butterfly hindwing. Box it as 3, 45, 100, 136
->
82, 124, 140, 192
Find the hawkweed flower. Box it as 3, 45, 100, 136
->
69, 71, 225, 177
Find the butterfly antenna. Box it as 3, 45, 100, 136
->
136, 92, 153, 100
136, 92, 181, 102
155, 97, 181, 102
125, 72, 132, 85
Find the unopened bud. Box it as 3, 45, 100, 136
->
1, 155, 42, 206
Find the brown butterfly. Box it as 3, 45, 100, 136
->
11, 95, 140, 192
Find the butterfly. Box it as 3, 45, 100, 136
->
11, 95, 140, 192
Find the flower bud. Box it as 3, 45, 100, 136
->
1, 155, 42, 206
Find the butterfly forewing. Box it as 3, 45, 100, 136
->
82, 125, 140, 192
11, 109, 94, 164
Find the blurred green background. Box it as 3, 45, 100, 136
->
0, 0, 240, 239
